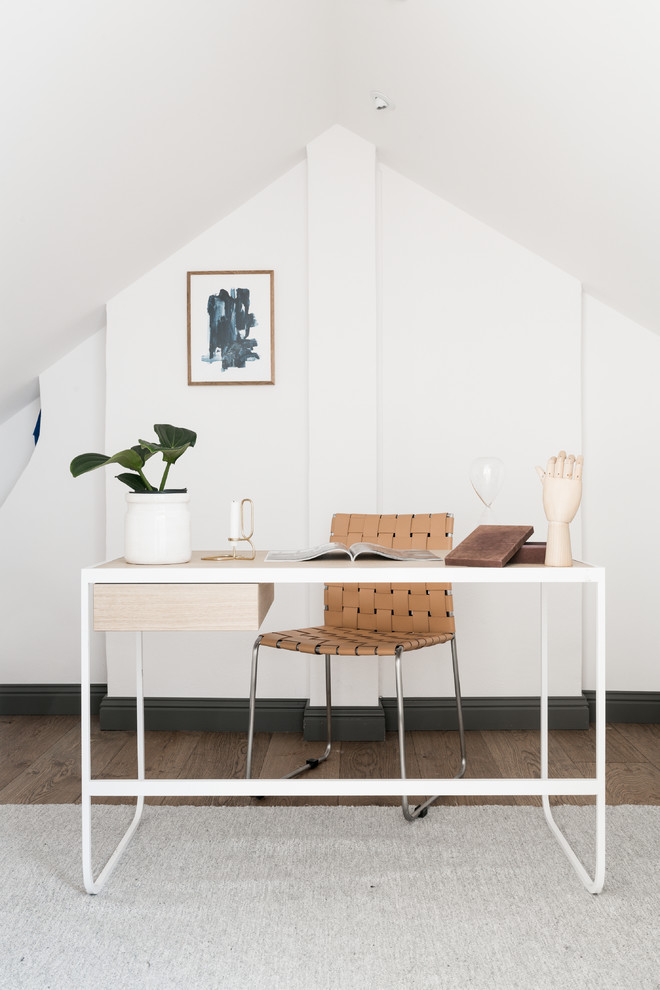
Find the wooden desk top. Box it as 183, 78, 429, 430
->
86, 551, 602, 585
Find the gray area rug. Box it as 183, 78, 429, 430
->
0, 804, 658, 990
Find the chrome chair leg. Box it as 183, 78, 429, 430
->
283, 653, 333, 779
246, 644, 334, 783
394, 646, 416, 821
396, 637, 467, 822
450, 635, 467, 778
246, 635, 262, 780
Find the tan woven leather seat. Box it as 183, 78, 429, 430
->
246, 512, 466, 821
261, 512, 456, 654
260, 627, 452, 655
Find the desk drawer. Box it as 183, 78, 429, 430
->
94, 583, 274, 631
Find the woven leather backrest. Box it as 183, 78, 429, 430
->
324, 513, 455, 636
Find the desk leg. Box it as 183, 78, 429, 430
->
82, 626, 146, 895
540, 580, 606, 894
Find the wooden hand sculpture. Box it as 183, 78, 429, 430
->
535, 451, 583, 566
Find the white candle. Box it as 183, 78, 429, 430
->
230, 499, 241, 540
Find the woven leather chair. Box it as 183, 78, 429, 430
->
246, 512, 466, 820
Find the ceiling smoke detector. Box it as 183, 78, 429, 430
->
371, 91, 393, 111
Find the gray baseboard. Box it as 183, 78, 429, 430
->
583, 690, 660, 723
98, 696, 307, 732
3, 686, 658, 731
0, 683, 107, 716
99, 697, 307, 732
304, 696, 589, 739
101, 698, 387, 740
98, 693, 589, 736
381, 695, 590, 732
304, 703, 386, 741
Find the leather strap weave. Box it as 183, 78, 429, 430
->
325, 512, 455, 636
261, 513, 455, 657
259, 626, 452, 656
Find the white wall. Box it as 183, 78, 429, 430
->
378, 165, 583, 698
0, 397, 41, 507
582, 294, 660, 691
5, 127, 660, 700
307, 127, 379, 706
104, 127, 584, 703
105, 164, 310, 698
0, 330, 106, 683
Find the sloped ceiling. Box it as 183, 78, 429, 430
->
0, 0, 338, 422
2, 0, 660, 422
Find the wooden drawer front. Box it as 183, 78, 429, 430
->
94, 583, 274, 632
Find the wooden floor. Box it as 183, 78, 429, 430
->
1, 715, 659, 806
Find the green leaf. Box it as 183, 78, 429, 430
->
139, 441, 192, 464
154, 424, 197, 450
70, 452, 112, 477
71, 444, 154, 478
139, 425, 198, 465
130, 443, 156, 464
110, 447, 148, 471
70, 429, 193, 488
115, 472, 153, 492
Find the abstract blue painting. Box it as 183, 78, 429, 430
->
187, 271, 274, 385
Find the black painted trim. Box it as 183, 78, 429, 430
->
101, 694, 588, 736
0, 684, 107, 716
99, 696, 306, 732
4, 687, 659, 730
583, 690, 660, 724
382, 695, 590, 731
304, 703, 385, 741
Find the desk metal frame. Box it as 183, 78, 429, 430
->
81, 554, 605, 895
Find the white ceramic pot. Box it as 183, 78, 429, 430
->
124, 492, 191, 564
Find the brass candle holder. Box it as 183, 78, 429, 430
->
202, 498, 256, 561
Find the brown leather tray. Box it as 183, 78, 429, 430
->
508, 541, 547, 565
445, 525, 534, 567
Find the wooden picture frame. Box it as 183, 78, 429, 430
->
187, 270, 274, 385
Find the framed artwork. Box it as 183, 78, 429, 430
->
187, 270, 274, 385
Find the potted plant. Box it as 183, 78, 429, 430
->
71, 424, 197, 564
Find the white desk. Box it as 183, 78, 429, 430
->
81, 552, 606, 894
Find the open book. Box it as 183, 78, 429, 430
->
265, 543, 446, 563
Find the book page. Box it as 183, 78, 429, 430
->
264, 544, 350, 562
350, 543, 446, 561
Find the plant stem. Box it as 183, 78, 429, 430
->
139, 468, 154, 491
159, 462, 171, 491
